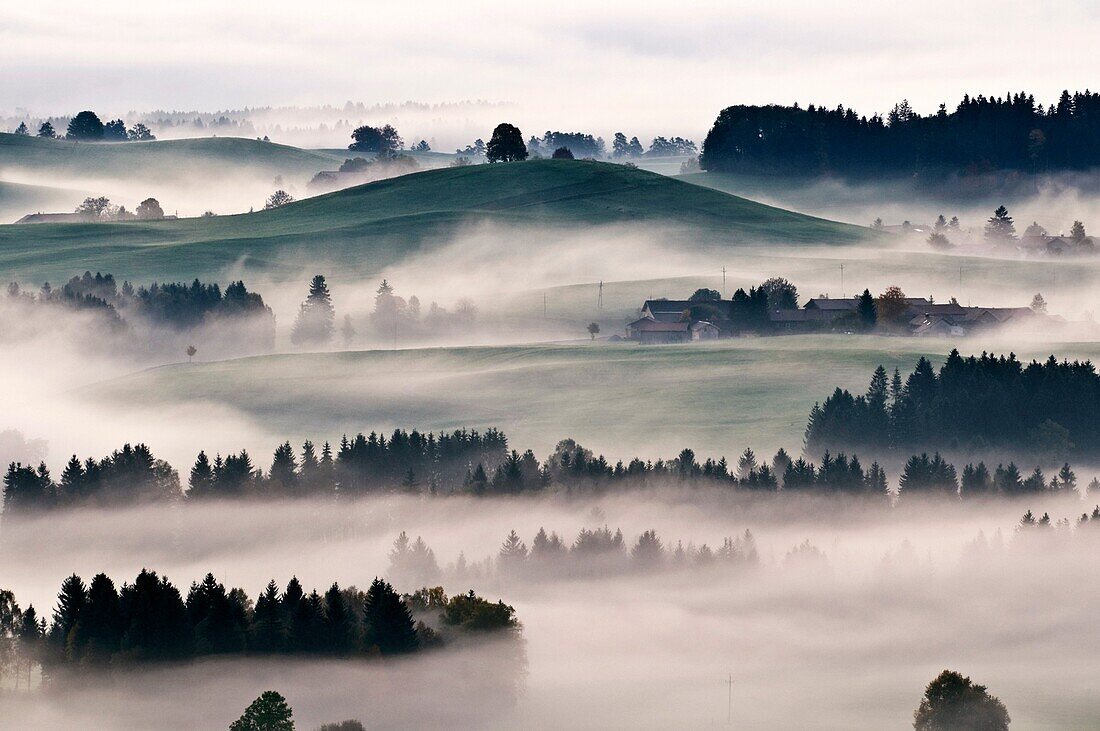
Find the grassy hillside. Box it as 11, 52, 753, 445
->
0, 159, 873, 284
0, 133, 343, 180
91, 335, 944, 467
0, 180, 85, 223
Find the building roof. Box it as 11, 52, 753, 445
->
642, 299, 733, 322
628, 318, 690, 333
14, 212, 90, 224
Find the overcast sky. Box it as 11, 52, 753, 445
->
3, 0, 1098, 139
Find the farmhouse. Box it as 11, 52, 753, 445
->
628, 291, 1048, 342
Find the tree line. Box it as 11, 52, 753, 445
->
388, 526, 760, 589
12, 110, 155, 142
7, 271, 274, 338
805, 350, 1100, 461
701, 90, 1100, 177
0, 570, 517, 689
9, 422, 1099, 516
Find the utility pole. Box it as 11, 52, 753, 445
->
726, 674, 735, 725
597, 280, 603, 310
543, 292, 547, 319
840, 263, 845, 298
722, 266, 727, 295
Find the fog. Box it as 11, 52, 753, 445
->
3, 490, 1099, 728
4, 1, 1099, 142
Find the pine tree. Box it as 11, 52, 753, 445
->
1070, 220, 1087, 242
252, 581, 285, 653
857, 289, 877, 329
362, 578, 418, 655
268, 442, 299, 493
290, 275, 335, 346
51, 574, 87, 659
189, 451, 214, 497
498, 530, 528, 572
59, 455, 86, 504
73, 573, 121, 663
37, 121, 56, 138
322, 583, 355, 654
1057, 463, 1077, 494
984, 205, 1017, 243
736, 448, 757, 482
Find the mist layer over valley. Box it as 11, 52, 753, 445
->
3, 491, 1099, 728
7, 26, 1100, 724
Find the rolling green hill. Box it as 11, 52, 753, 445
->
0, 132, 343, 181
0, 159, 873, 284
0, 180, 85, 223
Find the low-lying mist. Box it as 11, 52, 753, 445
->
2, 489, 1098, 728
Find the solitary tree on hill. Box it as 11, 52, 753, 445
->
186, 345, 197, 363
264, 190, 294, 210
913, 670, 1009, 731
37, 121, 56, 138
486, 123, 528, 163
348, 124, 402, 153
1070, 220, 1086, 241
291, 275, 335, 346
586, 322, 600, 339
66, 111, 105, 141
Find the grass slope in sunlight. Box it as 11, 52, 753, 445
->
0, 159, 872, 284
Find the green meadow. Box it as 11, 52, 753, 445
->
0, 158, 872, 285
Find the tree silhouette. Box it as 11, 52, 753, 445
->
136, 198, 164, 220
290, 275, 335, 346
551, 146, 574, 160
264, 190, 294, 210
984, 206, 1017, 243
230, 690, 295, 731
37, 121, 57, 138
66, 111, 105, 141
914, 670, 1009, 730
586, 322, 600, 339
349, 124, 402, 153
486, 123, 528, 163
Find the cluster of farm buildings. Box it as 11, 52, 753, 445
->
626, 296, 1046, 344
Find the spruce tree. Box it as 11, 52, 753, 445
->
322, 584, 354, 654
984, 205, 1017, 243
857, 289, 877, 329
74, 573, 121, 663
189, 451, 214, 497
49, 574, 87, 662
362, 578, 418, 655
252, 581, 285, 653
290, 275, 335, 346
